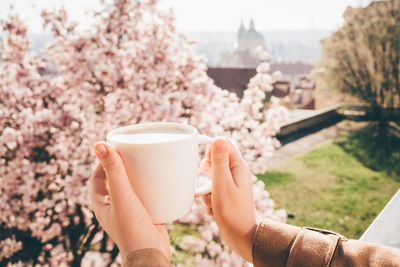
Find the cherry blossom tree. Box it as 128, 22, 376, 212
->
0, 0, 286, 265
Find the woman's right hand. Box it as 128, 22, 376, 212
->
90, 142, 170, 262
200, 137, 257, 262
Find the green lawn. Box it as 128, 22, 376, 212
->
257, 132, 400, 239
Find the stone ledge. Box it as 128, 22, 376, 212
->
360, 189, 400, 249
277, 104, 343, 144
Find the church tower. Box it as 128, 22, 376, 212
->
249, 19, 255, 31
238, 20, 246, 38
220, 19, 267, 67
237, 19, 265, 56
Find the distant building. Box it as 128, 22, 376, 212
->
207, 62, 313, 96
207, 67, 256, 97
218, 20, 266, 68
272, 81, 291, 98
294, 76, 316, 109
237, 19, 266, 58
270, 62, 313, 82
206, 67, 291, 99
207, 68, 316, 110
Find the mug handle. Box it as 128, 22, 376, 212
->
194, 134, 213, 197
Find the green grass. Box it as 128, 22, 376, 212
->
257, 132, 400, 239
260, 171, 295, 187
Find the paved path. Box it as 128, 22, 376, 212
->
267, 120, 364, 168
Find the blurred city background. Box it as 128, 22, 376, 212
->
1, 0, 376, 114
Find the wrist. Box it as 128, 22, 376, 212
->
120, 245, 138, 264
222, 221, 257, 263
241, 222, 257, 263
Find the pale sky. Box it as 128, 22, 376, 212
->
0, 0, 373, 33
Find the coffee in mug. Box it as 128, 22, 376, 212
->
110, 130, 191, 144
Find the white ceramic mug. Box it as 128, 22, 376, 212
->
106, 122, 212, 224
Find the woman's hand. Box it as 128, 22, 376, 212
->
201, 137, 257, 262
90, 142, 170, 262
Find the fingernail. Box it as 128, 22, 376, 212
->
214, 139, 227, 152
94, 143, 108, 158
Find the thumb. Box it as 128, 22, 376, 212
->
226, 140, 253, 189
211, 138, 236, 193
94, 142, 135, 209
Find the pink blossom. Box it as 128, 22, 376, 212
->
179, 236, 206, 253
207, 241, 222, 258
256, 62, 271, 73
0, 1, 286, 265
0, 236, 22, 261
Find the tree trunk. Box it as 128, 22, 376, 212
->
372, 105, 389, 136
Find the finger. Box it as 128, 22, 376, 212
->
211, 137, 236, 194
89, 163, 110, 223
226, 139, 252, 189
204, 206, 213, 216
94, 142, 137, 210
202, 193, 212, 208
90, 163, 109, 204
200, 144, 211, 174
200, 158, 211, 175
205, 143, 211, 162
